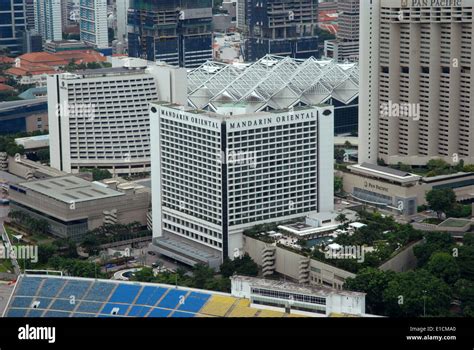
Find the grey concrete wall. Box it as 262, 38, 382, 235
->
379, 240, 423, 273
243, 236, 355, 289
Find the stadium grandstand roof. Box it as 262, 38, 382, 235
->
187, 54, 359, 113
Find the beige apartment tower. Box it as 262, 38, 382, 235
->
359, 0, 474, 166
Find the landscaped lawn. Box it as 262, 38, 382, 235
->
422, 218, 443, 225
4, 224, 53, 244
439, 218, 471, 228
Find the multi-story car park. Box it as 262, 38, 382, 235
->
47, 58, 187, 176
359, 0, 474, 166
149, 102, 334, 268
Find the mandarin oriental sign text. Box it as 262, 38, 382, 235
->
228, 112, 315, 130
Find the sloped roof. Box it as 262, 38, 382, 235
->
188, 54, 359, 112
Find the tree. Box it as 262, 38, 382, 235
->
397, 162, 412, 172
192, 263, 215, 289
426, 159, 453, 177
334, 148, 346, 164
80, 168, 112, 181
414, 232, 455, 267
37, 244, 58, 264
336, 213, 348, 225
463, 233, 474, 246
383, 269, 452, 317
463, 164, 474, 172
446, 203, 472, 218
220, 254, 259, 278
334, 176, 343, 195
344, 268, 396, 315
425, 188, 457, 219
454, 279, 474, 316
426, 252, 460, 285
132, 267, 155, 282
458, 245, 474, 280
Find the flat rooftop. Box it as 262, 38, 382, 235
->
348, 163, 421, 183
231, 275, 365, 298
421, 172, 474, 183
19, 176, 124, 204
74, 67, 145, 77
153, 101, 324, 121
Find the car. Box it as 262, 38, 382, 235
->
147, 251, 157, 256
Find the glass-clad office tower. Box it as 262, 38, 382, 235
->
128, 0, 213, 68
0, 0, 27, 55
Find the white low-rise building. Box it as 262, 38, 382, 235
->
231, 275, 366, 317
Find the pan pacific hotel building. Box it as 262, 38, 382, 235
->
149, 103, 334, 268
359, 0, 474, 166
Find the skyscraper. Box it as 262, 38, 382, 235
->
150, 103, 334, 267
80, 0, 108, 48
128, 0, 213, 68
359, 0, 474, 166
116, 0, 129, 44
34, 0, 63, 42
25, 0, 35, 30
0, 0, 27, 55
241, 0, 319, 62
324, 0, 360, 62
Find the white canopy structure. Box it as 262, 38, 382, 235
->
187, 54, 359, 113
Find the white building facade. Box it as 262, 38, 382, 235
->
116, 0, 129, 44
34, 0, 63, 42
80, 0, 108, 48
359, 0, 474, 166
48, 58, 187, 176
150, 103, 334, 268
231, 275, 366, 316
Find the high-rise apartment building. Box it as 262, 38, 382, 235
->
359, 0, 474, 166
241, 0, 319, 62
150, 103, 334, 268
47, 58, 187, 175
80, 0, 108, 48
61, 0, 69, 30
25, 0, 35, 30
0, 0, 27, 55
324, 0, 360, 62
34, 0, 63, 42
128, 0, 213, 68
